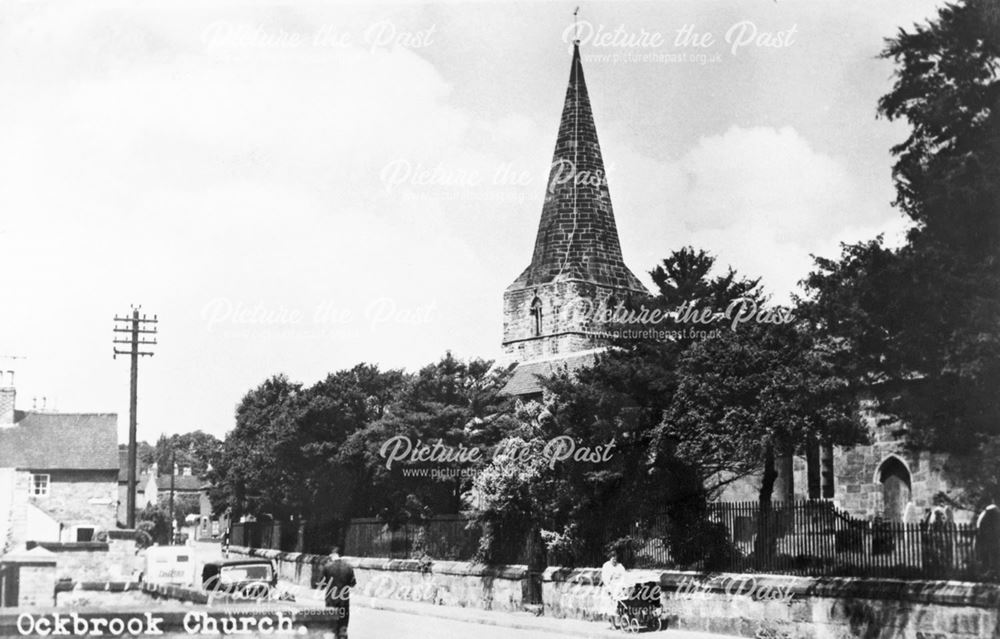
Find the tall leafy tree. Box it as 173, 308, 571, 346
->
661, 320, 865, 505
211, 375, 307, 521
210, 366, 409, 538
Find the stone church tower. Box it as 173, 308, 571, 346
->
502, 43, 649, 370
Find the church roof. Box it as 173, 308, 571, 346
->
509, 43, 646, 293
501, 349, 603, 397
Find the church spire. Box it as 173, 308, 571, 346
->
510, 42, 645, 293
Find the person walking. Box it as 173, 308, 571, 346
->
601, 550, 627, 626
319, 546, 356, 639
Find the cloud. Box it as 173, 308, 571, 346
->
681, 126, 859, 238
0, 6, 509, 438
606, 125, 906, 302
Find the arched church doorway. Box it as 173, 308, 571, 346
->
878, 456, 911, 522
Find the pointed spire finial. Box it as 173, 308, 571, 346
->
573, 6, 581, 44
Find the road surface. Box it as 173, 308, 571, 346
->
343, 605, 732, 639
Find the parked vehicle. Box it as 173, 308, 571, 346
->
201, 559, 277, 600
143, 546, 197, 586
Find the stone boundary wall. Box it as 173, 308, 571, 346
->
229, 546, 526, 612
27, 537, 139, 581
230, 546, 1000, 638
544, 567, 1000, 638
54, 582, 151, 608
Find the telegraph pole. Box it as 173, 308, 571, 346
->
169, 449, 176, 543
114, 306, 157, 529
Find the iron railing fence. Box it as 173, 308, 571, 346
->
235, 501, 996, 582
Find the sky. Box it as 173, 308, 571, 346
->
0, 0, 945, 442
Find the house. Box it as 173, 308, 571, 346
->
196, 483, 229, 540
148, 464, 203, 505
116, 449, 153, 525
0, 371, 118, 550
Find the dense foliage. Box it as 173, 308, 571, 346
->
207, 355, 512, 550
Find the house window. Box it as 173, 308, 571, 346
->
75, 527, 95, 542
30, 474, 50, 497
530, 297, 543, 337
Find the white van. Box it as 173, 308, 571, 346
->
143, 545, 197, 585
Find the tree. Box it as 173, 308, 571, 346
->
210, 374, 308, 522
471, 403, 558, 565
662, 320, 865, 504
211, 360, 515, 553
650, 246, 761, 321
295, 363, 409, 549
152, 431, 223, 476
802, 0, 1000, 506
340, 353, 513, 524
135, 503, 171, 548
118, 441, 155, 470
662, 318, 867, 562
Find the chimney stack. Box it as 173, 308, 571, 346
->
0, 370, 16, 426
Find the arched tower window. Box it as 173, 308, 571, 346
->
605, 295, 619, 323
530, 297, 543, 337
878, 456, 912, 522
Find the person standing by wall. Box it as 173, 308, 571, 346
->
319, 546, 356, 638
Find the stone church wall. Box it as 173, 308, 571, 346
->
502, 279, 643, 360
713, 408, 975, 524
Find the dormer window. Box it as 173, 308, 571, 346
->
530, 297, 543, 337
